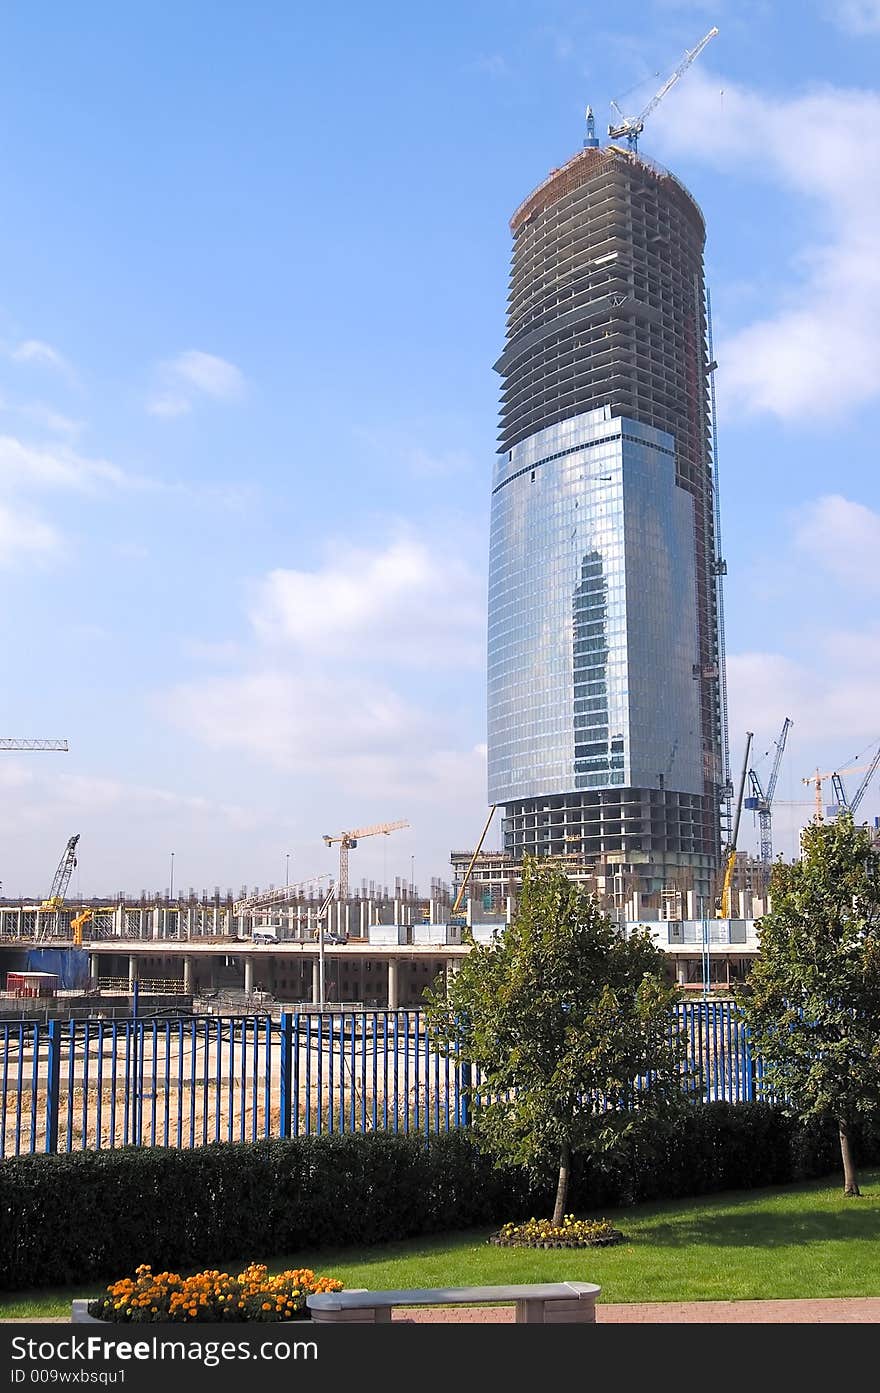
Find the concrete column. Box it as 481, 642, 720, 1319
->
89, 954, 99, 986
312, 961, 321, 1004
183, 956, 193, 993
243, 956, 254, 996
128, 955, 139, 989
686, 890, 696, 920
387, 956, 399, 1010
676, 959, 687, 986
115, 906, 125, 939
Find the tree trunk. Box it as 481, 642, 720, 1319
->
839, 1119, 861, 1197
552, 1140, 571, 1226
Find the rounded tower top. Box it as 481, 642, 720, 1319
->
509, 144, 705, 242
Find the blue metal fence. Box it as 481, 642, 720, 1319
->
0, 1002, 762, 1159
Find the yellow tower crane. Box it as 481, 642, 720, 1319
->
322, 820, 409, 900
716, 732, 753, 919
803, 755, 877, 823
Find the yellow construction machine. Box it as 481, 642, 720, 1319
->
70, 908, 92, 947
716, 733, 753, 918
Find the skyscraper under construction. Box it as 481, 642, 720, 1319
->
487, 123, 726, 914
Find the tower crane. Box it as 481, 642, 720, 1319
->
803, 753, 878, 823
608, 26, 718, 152
322, 820, 409, 901
827, 738, 880, 820
744, 717, 793, 876
716, 732, 752, 919
0, 739, 68, 751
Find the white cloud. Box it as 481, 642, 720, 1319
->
149, 350, 246, 417
794, 495, 880, 591
651, 70, 880, 420
0, 500, 60, 563
726, 633, 880, 788
147, 393, 192, 419
181, 638, 243, 662
353, 425, 477, 480
163, 667, 487, 803
0, 434, 126, 492
828, 0, 880, 32
10, 339, 73, 377
472, 54, 509, 77
159, 528, 488, 816
22, 405, 83, 436
251, 534, 485, 668
725, 488, 880, 855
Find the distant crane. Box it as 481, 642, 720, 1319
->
716, 732, 753, 919
41, 834, 80, 911
803, 753, 878, 823
744, 717, 793, 876
827, 738, 880, 820
0, 739, 68, 751
608, 26, 718, 152
322, 820, 409, 901
233, 874, 332, 916
450, 805, 498, 921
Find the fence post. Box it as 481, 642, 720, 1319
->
279, 1012, 293, 1139
458, 1057, 471, 1129
45, 1020, 61, 1154
744, 1021, 756, 1102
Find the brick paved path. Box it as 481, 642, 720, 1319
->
7, 1298, 880, 1324
393, 1298, 880, 1323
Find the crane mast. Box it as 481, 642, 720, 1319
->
608, 26, 718, 151
745, 717, 793, 876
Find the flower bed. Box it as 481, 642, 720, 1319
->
488, 1215, 626, 1249
86, 1263, 343, 1323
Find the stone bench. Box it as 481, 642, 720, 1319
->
307, 1281, 600, 1324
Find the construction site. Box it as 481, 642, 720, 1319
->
2, 725, 880, 1019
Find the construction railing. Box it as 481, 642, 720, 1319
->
0, 1001, 768, 1159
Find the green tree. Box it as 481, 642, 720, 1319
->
425, 857, 689, 1224
736, 813, 880, 1196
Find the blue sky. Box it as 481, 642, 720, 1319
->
1, 0, 879, 899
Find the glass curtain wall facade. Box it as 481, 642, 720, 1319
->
488, 144, 723, 906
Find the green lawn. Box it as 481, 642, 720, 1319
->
3, 1170, 880, 1318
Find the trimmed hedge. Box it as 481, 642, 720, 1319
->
2, 1104, 879, 1292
